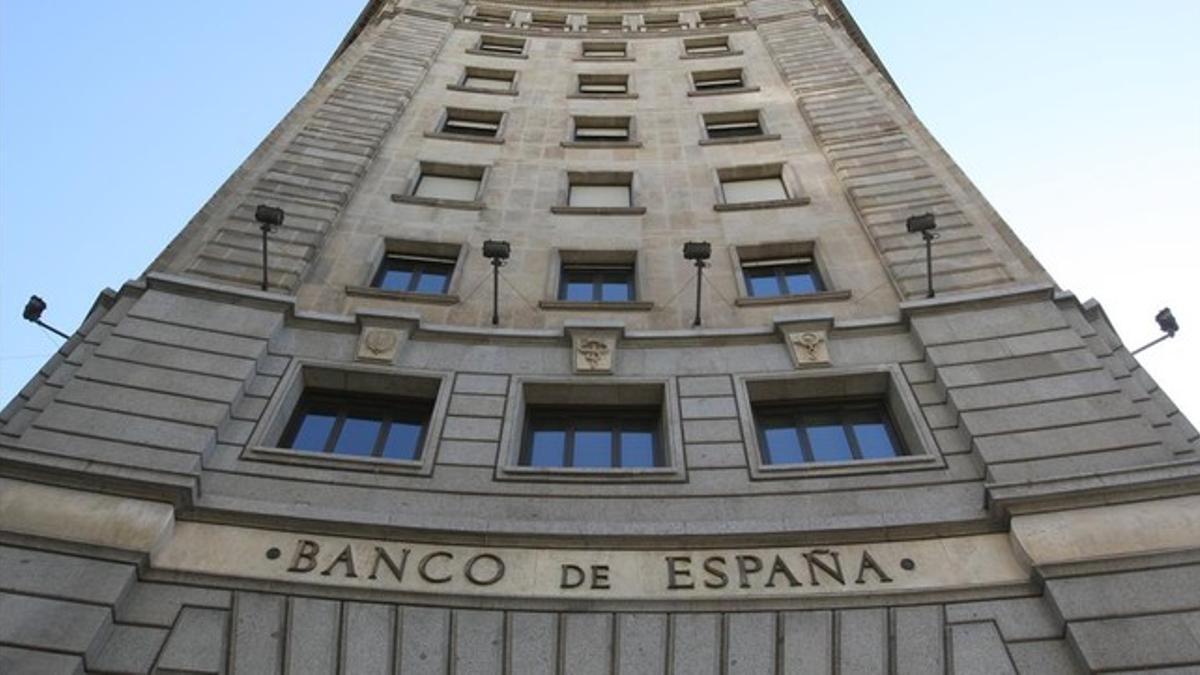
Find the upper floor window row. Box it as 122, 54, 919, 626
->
464, 6, 746, 32
464, 35, 744, 62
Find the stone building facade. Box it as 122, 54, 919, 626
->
2, 1, 1198, 673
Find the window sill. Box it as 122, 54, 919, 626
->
574, 56, 635, 63
245, 445, 428, 475
423, 131, 505, 145
539, 300, 654, 311
561, 140, 643, 149
680, 49, 744, 60
345, 286, 461, 305
752, 453, 940, 480
551, 205, 646, 215
446, 84, 519, 97
735, 289, 851, 307
714, 197, 811, 212
567, 92, 639, 100
465, 48, 528, 60
496, 464, 684, 483
688, 85, 761, 98
391, 194, 485, 211
699, 133, 782, 146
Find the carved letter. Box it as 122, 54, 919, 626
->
854, 551, 893, 585
320, 545, 358, 578
765, 555, 802, 588
591, 565, 611, 590
368, 547, 409, 582
803, 549, 845, 586
418, 551, 453, 584
561, 564, 586, 589
465, 554, 506, 586
287, 539, 320, 573
666, 556, 695, 590
736, 555, 764, 589
703, 556, 729, 589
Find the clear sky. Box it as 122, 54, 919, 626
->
2, 2, 1197, 418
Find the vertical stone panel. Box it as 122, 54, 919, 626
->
892, 606, 944, 674
284, 597, 340, 675
781, 610, 833, 674
726, 612, 776, 675
453, 609, 505, 675
670, 613, 721, 675
230, 591, 285, 675
837, 608, 888, 675
398, 606, 451, 675
156, 606, 229, 674
616, 613, 667, 675
508, 612, 557, 675
340, 602, 394, 675
948, 623, 1016, 675
562, 614, 613, 675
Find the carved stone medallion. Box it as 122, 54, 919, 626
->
357, 327, 404, 364
786, 329, 830, 368
572, 333, 617, 374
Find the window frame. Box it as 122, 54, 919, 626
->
280, 390, 434, 461
469, 34, 529, 59
557, 263, 637, 303
689, 67, 760, 97
347, 239, 466, 305
735, 366, 943, 479
563, 115, 640, 148
699, 109, 781, 145
392, 161, 488, 210
714, 163, 811, 211
730, 241, 850, 306
519, 406, 664, 469
497, 377, 686, 482
752, 399, 906, 465
449, 66, 519, 96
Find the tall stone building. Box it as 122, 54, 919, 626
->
2, 0, 1197, 672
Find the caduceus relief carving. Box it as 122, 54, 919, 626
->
790, 331, 827, 363
365, 329, 399, 356
577, 338, 611, 370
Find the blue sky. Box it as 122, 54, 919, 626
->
2, 2, 1197, 418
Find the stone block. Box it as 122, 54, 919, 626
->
1068, 612, 1200, 672
671, 613, 720, 675
1006, 639, 1084, 675
508, 612, 556, 675
726, 613, 775, 675
1047, 564, 1200, 621
285, 597, 340, 675
454, 373, 510, 396
452, 610, 504, 675
948, 623, 1016, 675
398, 606, 450, 675
682, 419, 743, 443
438, 440, 499, 466
231, 592, 285, 674
838, 608, 888, 675
677, 376, 733, 397
441, 415, 503, 442
0, 592, 110, 658
155, 606, 228, 674
341, 602, 395, 675
685, 442, 749, 468
946, 597, 1060, 641
679, 396, 739, 419
616, 614, 666, 675
88, 623, 168, 675
781, 611, 832, 675
0, 646, 83, 675
563, 614, 612, 675
448, 394, 506, 418
893, 605, 944, 673
0, 545, 135, 606
115, 582, 231, 627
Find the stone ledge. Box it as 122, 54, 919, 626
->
566, 92, 640, 100
699, 133, 782, 146
714, 196, 811, 212
550, 205, 647, 215
390, 194, 485, 211
539, 300, 654, 311
735, 289, 852, 307
423, 131, 505, 145
346, 286, 461, 305
445, 84, 519, 97
560, 140, 644, 149
688, 85, 761, 98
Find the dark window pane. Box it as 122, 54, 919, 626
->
574, 430, 613, 467
806, 423, 853, 462
333, 416, 383, 456
291, 413, 336, 452
414, 269, 450, 294
563, 279, 594, 301
745, 271, 782, 297
783, 269, 819, 294
853, 422, 898, 459
600, 279, 631, 301
377, 268, 414, 292
763, 425, 804, 464
382, 421, 424, 460
529, 429, 566, 467
620, 430, 656, 467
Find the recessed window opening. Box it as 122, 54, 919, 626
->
722, 176, 787, 203
371, 254, 456, 294
559, 264, 635, 302
472, 6, 511, 23
461, 67, 516, 91
569, 184, 631, 207
693, 68, 745, 91
704, 110, 763, 139
440, 108, 502, 138
573, 116, 632, 142
413, 163, 484, 202
587, 14, 624, 29
529, 11, 567, 29
282, 391, 433, 461
742, 257, 825, 297
699, 8, 737, 25
478, 35, 526, 55
685, 36, 732, 55
643, 12, 680, 28
578, 73, 629, 94
582, 41, 627, 58
522, 407, 662, 468
754, 400, 905, 465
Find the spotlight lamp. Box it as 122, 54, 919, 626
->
254, 204, 286, 291
684, 240, 712, 327
906, 213, 939, 298
483, 240, 512, 326
21, 295, 71, 340
1132, 307, 1181, 356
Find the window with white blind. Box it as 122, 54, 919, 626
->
703, 110, 764, 140
475, 35, 526, 56
692, 68, 745, 92
581, 41, 627, 59
642, 12, 681, 29
698, 8, 738, 26
439, 108, 503, 139
569, 184, 631, 208
578, 73, 629, 94
586, 14, 624, 30
471, 6, 511, 24
408, 163, 486, 204
458, 67, 516, 93
722, 176, 787, 204
529, 11, 567, 29
572, 116, 632, 143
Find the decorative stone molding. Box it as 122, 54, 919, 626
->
787, 329, 830, 367
571, 332, 618, 374
357, 326, 405, 364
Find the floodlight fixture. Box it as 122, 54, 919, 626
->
21, 295, 71, 340
483, 240, 511, 325
684, 241, 712, 327
1132, 307, 1181, 356
254, 204, 286, 291
906, 213, 939, 298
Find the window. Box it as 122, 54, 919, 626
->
581, 41, 627, 59
475, 35, 526, 56
692, 68, 745, 92
439, 108, 503, 139
554, 171, 642, 213
716, 164, 809, 210
578, 73, 629, 94
456, 67, 517, 94
642, 12, 681, 29
684, 36, 733, 56
586, 14, 624, 30
754, 401, 904, 465
281, 392, 432, 461
742, 257, 825, 298
559, 264, 635, 302
470, 6, 511, 24
529, 11, 567, 30
699, 8, 738, 25
522, 407, 662, 468
572, 116, 632, 143
371, 254, 456, 294
703, 110, 764, 140
569, 182, 631, 208
410, 162, 485, 203
722, 176, 787, 203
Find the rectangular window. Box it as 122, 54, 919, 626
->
559, 264, 635, 302
371, 254, 456, 295
642, 12, 680, 29
703, 110, 763, 139
587, 14, 624, 30
569, 184, 631, 208
754, 401, 904, 465
742, 257, 825, 297
693, 68, 745, 91
471, 6, 511, 24
578, 73, 629, 94
477, 35, 526, 56
698, 8, 737, 25
440, 108, 503, 138
684, 36, 732, 55
573, 116, 632, 142
722, 176, 787, 204
581, 41, 627, 58
522, 407, 661, 468
412, 163, 484, 202
529, 11, 567, 29
282, 392, 433, 461
460, 67, 516, 92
